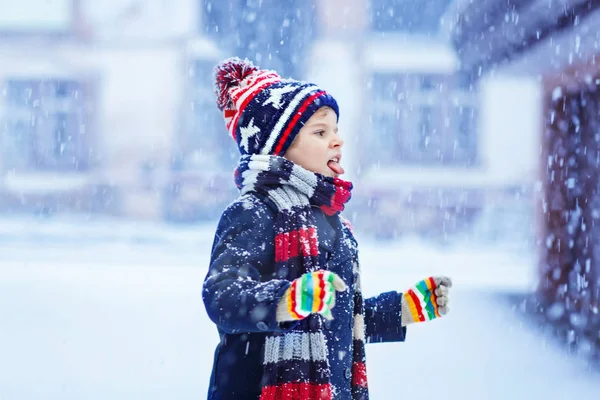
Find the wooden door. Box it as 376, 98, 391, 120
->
541, 69, 600, 340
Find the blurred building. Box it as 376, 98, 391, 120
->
0, 0, 533, 238
308, 0, 529, 239
449, 0, 600, 357
0, 0, 227, 220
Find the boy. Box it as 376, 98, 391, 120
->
203, 58, 452, 400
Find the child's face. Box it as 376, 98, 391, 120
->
284, 107, 345, 178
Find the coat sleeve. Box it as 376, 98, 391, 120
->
364, 291, 407, 343
202, 195, 297, 334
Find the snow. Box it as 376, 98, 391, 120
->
367, 290, 600, 400
83, 0, 199, 41
0, 0, 71, 31
185, 37, 222, 59
364, 36, 458, 73
359, 166, 505, 189
0, 217, 598, 399
3, 173, 91, 194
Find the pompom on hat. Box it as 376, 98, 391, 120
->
213, 57, 339, 156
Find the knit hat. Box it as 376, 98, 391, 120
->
213, 57, 340, 156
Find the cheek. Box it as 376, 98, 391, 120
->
286, 137, 328, 170
306, 144, 327, 163
287, 147, 311, 167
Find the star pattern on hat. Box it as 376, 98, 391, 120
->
262, 85, 297, 109
239, 117, 260, 153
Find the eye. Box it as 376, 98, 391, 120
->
314, 130, 325, 137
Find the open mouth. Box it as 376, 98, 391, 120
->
327, 156, 344, 175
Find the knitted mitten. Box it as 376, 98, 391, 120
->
401, 276, 452, 327
276, 270, 348, 322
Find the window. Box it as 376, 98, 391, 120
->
370, 0, 452, 33
368, 72, 478, 166
176, 59, 237, 172
455, 105, 477, 162
1, 79, 94, 172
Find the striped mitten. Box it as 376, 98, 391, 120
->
401, 276, 452, 327
276, 270, 348, 322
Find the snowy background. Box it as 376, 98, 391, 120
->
1, 217, 599, 399
2, 0, 600, 399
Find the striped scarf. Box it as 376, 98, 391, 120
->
234, 154, 369, 399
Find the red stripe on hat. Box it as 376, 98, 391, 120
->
230, 78, 280, 140
223, 109, 237, 139
273, 91, 325, 155
230, 72, 278, 105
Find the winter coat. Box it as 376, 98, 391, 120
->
203, 192, 407, 400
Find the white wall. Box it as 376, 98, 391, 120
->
306, 40, 362, 182
87, 47, 183, 171
0, 0, 71, 31
478, 75, 542, 186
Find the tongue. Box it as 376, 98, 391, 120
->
327, 161, 345, 175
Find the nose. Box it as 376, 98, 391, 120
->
330, 134, 344, 148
